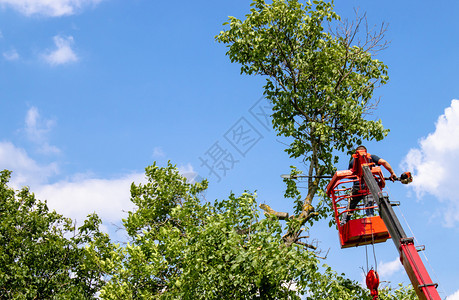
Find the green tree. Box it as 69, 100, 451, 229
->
0, 170, 112, 299
379, 284, 417, 300
216, 0, 389, 244
214, 0, 416, 297
98, 162, 370, 299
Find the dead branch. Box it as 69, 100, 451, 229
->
295, 241, 317, 250
314, 248, 330, 260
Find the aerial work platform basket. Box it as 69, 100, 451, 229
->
323, 149, 440, 299
326, 167, 390, 249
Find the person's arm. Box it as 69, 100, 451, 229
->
378, 158, 397, 181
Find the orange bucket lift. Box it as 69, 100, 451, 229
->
323, 150, 440, 299
326, 151, 390, 248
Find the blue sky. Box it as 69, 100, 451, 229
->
1, 0, 458, 298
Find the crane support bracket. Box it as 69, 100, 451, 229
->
400, 237, 414, 245
419, 283, 439, 289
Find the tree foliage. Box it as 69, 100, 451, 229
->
0, 170, 112, 299
0, 164, 416, 299
216, 0, 390, 246
379, 284, 418, 300
98, 162, 371, 299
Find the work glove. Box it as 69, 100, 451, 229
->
389, 174, 397, 182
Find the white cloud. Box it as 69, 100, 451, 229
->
2, 109, 199, 229
0, 138, 143, 225
0, 141, 59, 188
35, 173, 145, 225
42, 35, 78, 66
25, 107, 52, 140
178, 163, 203, 183
0, 140, 138, 225
0, 0, 103, 17
24, 106, 60, 154
378, 257, 403, 278
448, 289, 459, 300
152, 146, 165, 158
3, 49, 19, 61
0, 140, 198, 227
402, 99, 459, 226
35, 163, 198, 225
0, 139, 140, 224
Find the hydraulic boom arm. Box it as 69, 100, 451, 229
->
362, 165, 440, 300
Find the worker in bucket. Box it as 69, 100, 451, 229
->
341, 145, 397, 224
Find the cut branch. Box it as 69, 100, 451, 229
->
259, 203, 289, 219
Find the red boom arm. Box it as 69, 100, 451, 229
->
357, 153, 440, 299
